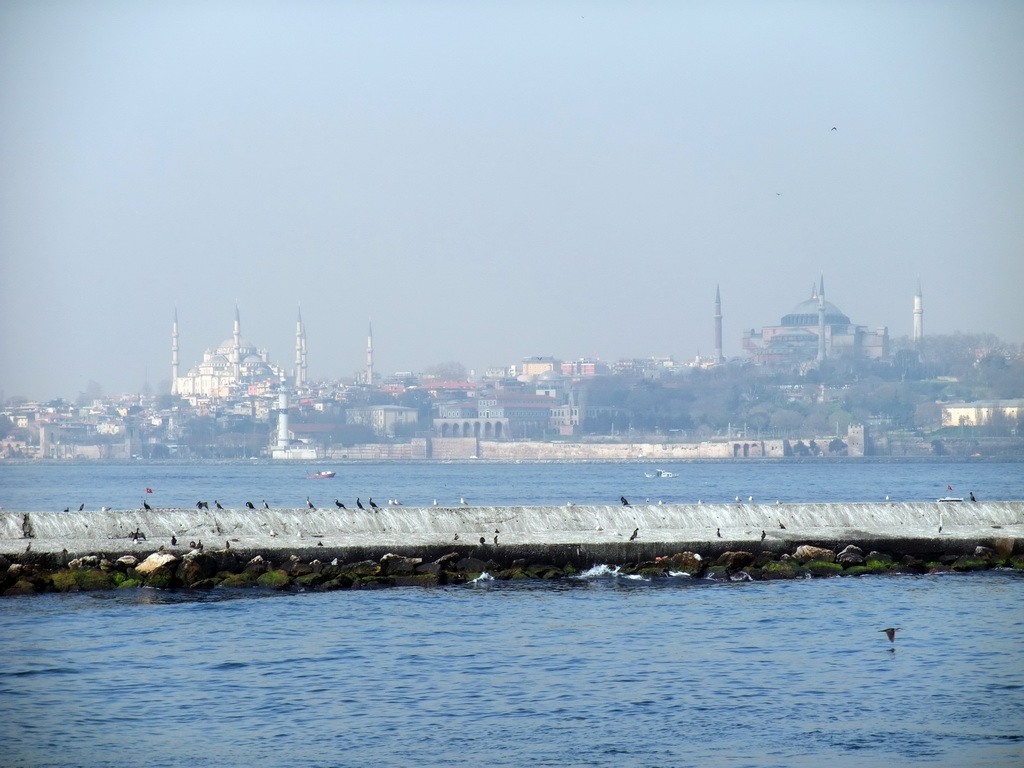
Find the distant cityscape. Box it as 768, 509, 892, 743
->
3, 280, 1022, 460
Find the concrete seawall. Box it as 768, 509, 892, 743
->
3, 501, 1022, 567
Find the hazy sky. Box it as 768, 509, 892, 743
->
2, 1, 1022, 400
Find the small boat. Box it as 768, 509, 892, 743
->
645, 468, 676, 478
307, 470, 336, 479
937, 497, 962, 503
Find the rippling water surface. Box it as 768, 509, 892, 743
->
1, 573, 1022, 767
1, 461, 1022, 767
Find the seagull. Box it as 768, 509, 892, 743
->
460, 498, 468, 506
748, 496, 754, 502
831, 126, 837, 131
735, 496, 741, 503
885, 495, 890, 502
306, 497, 316, 510
433, 499, 438, 506
335, 500, 346, 509
630, 528, 639, 541
880, 627, 902, 643
215, 500, 224, 510
567, 501, 575, 507
245, 501, 255, 509
621, 496, 630, 506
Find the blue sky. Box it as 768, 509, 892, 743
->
2, 1, 1022, 399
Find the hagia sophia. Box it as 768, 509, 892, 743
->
739, 276, 904, 366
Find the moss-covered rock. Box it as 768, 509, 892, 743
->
841, 565, 876, 577
704, 566, 730, 581
257, 570, 291, 590
51, 571, 79, 592
294, 572, 325, 588
950, 556, 988, 572
74, 569, 117, 590
761, 561, 801, 580
143, 567, 179, 589
392, 574, 440, 587
218, 572, 258, 588
118, 578, 141, 589
804, 560, 843, 577
4, 579, 36, 596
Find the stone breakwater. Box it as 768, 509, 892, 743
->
1, 502, 1022, 595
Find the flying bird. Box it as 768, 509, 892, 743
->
831, 126, 837, 131
880, 627, 902, 643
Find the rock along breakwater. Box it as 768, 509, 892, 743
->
2, 502, 1022, 595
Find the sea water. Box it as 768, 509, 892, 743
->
0, 460, 1022, 767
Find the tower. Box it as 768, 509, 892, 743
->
231, 304, 242, 377
294, 307, 307, 388
713, 284, 724, 364
913, 279, 923, 347
366, 321, 374, 386
816, 275, 827, 363
171, 308, 179, 395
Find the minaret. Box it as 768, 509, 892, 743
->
294, 307, 306, 388
231, 304, 242, 377
713, 284, 723, 364
816, 275, 827, 363
913, 279, 923, 347
366, 321, 374, 386
171, 308, 180, 395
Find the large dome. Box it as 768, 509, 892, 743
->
781, 298, 850, 327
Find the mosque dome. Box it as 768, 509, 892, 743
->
780, 298, 850, 327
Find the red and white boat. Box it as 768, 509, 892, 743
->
306, 470, 336, 479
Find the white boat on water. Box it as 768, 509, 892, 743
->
644, 468, 676, 478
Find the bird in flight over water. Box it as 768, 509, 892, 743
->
880, 627, 902, 643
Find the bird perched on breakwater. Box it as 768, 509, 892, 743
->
79, 503, 85, 511
246, 501, 255, 509
171, 535, 177, 546
716, 528, 722, 538
880, 627, 902, 643
460, 498, 468, 506
215, 500, 224, 510
621, 496, 630, 506
263, 500, 270, 509
493, 534, 499, 545
453, 533, 459, 541
307, 497, 316, 510
778, 520, 786, 529
630, 528, 639, 541
761, 530, 767, 541
356, 498, 364, 509
479, 536, 486, 545
335, 500, 346, 509
143, 500, 152, 511
970, 491, 977, 502
369, 498, 379, 510
64, 507, 69, 513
